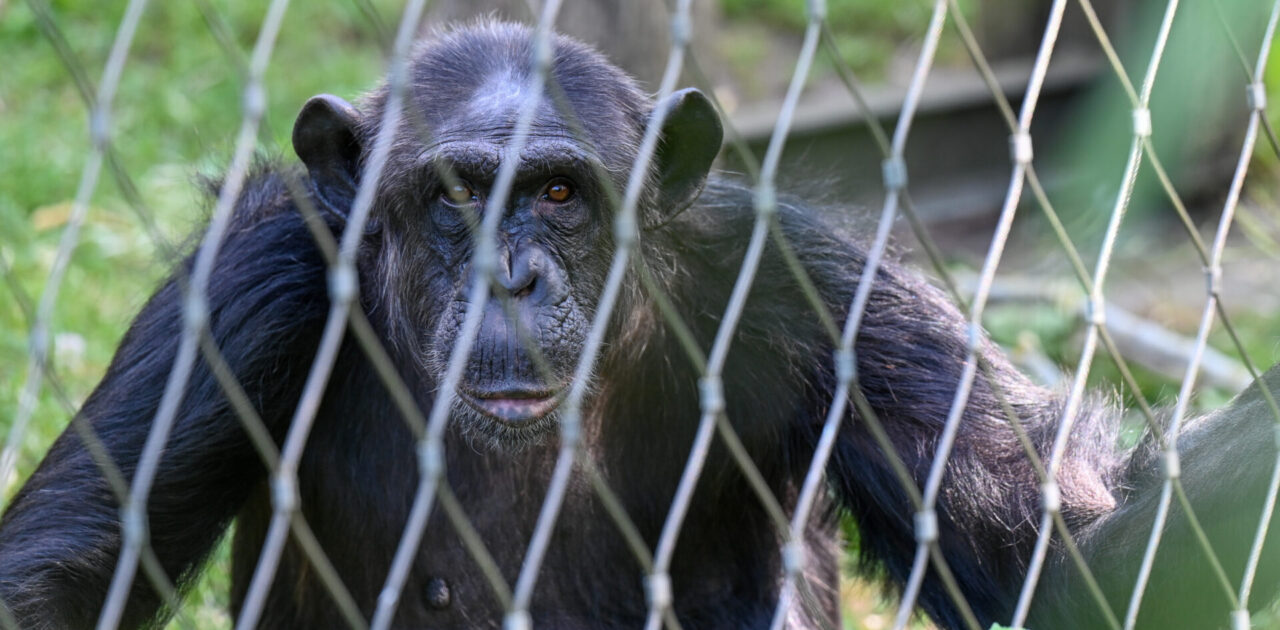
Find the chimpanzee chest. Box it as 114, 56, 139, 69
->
267, 417, 828, 629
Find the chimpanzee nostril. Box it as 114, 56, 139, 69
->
501, 265, 536, 299
496, 242, 541, 301
487, 240, 569, 306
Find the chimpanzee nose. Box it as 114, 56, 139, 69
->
497, 252, 536, 299
495, 242, 564, 305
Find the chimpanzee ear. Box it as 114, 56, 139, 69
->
293, 94, 363, 216
648, 88, 722, 225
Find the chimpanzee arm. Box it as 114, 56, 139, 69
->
821, 271, 1063, 629
0, 183, 332, 629
1034, 366, 1280, 629
798, 224, 1128, 629
817, 236, 1280, 630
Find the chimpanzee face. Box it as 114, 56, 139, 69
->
292, 24, 720, 449
381, 95, 617, 448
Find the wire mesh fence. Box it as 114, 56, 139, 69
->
4, 0, 1280, 628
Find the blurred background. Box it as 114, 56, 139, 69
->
4, 0, 1280, 627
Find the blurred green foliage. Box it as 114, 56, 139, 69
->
720, 0, 975, 86
722, 0, 940, 69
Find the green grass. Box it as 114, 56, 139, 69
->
0, 0, 398, 467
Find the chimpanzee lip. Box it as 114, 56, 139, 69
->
457, 386, 565, 425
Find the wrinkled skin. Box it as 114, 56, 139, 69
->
331, 30, 709, 448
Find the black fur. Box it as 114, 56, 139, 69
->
2, 21, 1279, 630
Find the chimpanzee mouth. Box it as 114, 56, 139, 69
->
457, 387, 566, 425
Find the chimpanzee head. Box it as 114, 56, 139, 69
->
290, 22, 723, 448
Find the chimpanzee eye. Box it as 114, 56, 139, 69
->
541, 178, 574, 204
442, 181, 479, 205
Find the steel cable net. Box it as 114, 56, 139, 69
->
3, 0, 1280, 629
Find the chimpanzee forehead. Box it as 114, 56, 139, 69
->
467, 69, 535, 120
410, 70, 630, 156
422, 69, 569, 141
402, 24, 647, 167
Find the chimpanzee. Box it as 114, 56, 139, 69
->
2, 20, 1279, 630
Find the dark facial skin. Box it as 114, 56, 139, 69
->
367, 72, 630, 446
397, 134, 606, 445
334, 27, 712, 449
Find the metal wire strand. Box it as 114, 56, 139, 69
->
644, 3, 826, 629
0, 0, 150, 517
368, 4, 561, 630
509, 2, 697, 627
234, 2, 429, 628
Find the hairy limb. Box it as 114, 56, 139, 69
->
0, 182, 331, 629
1035, 367, 1280, 629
